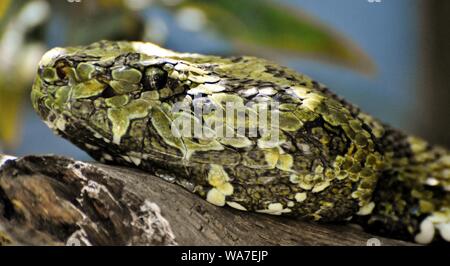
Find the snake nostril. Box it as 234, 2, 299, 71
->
40, 67, 58, 83
54, 59, 70, 80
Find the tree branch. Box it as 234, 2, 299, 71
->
0, 155, 414, 246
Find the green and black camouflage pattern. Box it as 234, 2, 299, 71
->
31, 40, 450, 244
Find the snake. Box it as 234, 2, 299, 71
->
30, 40, 450, 244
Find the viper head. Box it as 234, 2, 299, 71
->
30, 40, 225, 161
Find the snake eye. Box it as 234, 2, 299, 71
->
145, 67, 167, 90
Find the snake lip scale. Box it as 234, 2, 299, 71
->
31, 40, 450, 244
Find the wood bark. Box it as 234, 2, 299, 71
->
0, 154, 414, 246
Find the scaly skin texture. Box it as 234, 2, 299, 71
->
31, 40, 450, 244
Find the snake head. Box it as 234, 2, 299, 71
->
31, 42, 177, 155
32, 40, 176, 117
30, 40, 217, 160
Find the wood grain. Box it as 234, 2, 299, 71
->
0, 155, 414, 246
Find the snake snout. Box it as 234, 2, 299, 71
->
31, 47, 72, 119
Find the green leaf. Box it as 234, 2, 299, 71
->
177, 0, 375, 74
0, 0, 11, 18
0, 83, 25, 150
0, 0, 16, 37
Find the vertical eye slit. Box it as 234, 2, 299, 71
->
144, 67, 167, 90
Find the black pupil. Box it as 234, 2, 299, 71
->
146, 67, 167, 90
152, 74, 166, 90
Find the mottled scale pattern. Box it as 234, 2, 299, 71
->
31, 40, 450, 244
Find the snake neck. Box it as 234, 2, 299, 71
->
360, 129, 450, 243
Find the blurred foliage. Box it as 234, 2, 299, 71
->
174, 0, 374, 73
0, 0, 11, 28
0, 0, 374, 151
0, 0, 10, 18
0, 1, 48, 150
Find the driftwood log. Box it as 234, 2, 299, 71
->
0, 154, 414, 246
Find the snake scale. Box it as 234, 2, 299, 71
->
31, 40, 450, 244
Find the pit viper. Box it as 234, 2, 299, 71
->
31, 40, 450, 244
